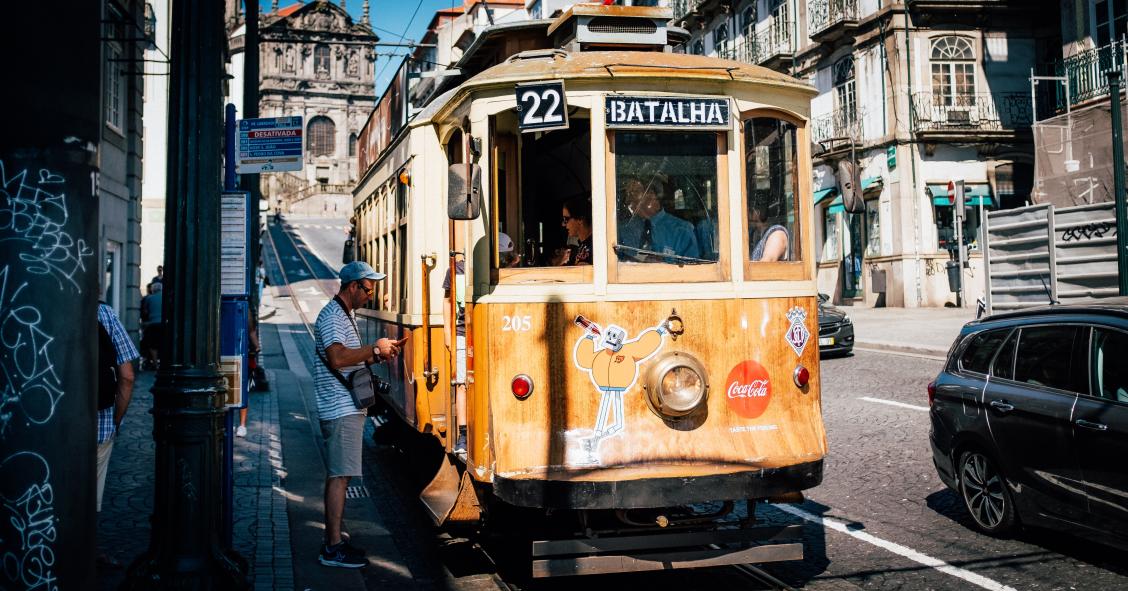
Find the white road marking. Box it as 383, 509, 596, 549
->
771, 504, 1018, 591
859, 396, 929, 412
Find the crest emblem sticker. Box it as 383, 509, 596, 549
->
784, 307, 810, 357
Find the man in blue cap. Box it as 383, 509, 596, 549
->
314, 260, 405, 568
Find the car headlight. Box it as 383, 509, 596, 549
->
643, 352, 709, 418
843, 314, 851, 324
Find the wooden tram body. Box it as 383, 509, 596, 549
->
350, 5, 826, 576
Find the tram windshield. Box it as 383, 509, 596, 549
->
613, 131, 720, 265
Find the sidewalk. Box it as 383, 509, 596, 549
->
841, 305, 976, 357
96, 367, 296, 590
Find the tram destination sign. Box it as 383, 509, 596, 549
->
515, 81, 569, 133
605, 96, 730, 130
237, 116, 304, 174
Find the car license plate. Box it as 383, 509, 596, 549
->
819, 337, 834, 346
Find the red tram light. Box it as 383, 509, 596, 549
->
511, 374, 534, 400
793, 365, 810, 388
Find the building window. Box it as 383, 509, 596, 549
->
692, 39, 705, 55
742, 5, 757, 32
865, 199, 880, 257
315, 44, 331, 77
104, 6, 125, 132
349, 133, 358, 157
822, 210, 840, 262
529, 0, 542, 20
308, 116, 336, 156
930, 36, 976, 107
833, 55, 856, 127
1096, 0, 1128, 48
104, 241, 122, 315
714, 24, 729, 55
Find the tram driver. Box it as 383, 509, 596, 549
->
617, 176, 700, 261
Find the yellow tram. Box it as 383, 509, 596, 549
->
351, 4, 826, 577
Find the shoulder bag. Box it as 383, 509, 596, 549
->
316, 297, 376, 410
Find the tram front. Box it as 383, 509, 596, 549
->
429, 5, 826, 576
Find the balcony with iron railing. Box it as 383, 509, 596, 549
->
906, 0, 1006, 10
1035, 41, 1128, 120
718, 25, 759, 65
671, 0, 708, 22
910, 92, 1032, 139
808, 0, 859, 42
753, 20, 795, 70
811, 107, 862, 144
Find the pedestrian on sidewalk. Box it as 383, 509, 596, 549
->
140, 282, 163, 370
96, 302, 139, 568
313, 261, 402, 568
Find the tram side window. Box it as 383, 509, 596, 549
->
614, 131, 719, 265
492, 109, 592, 269
745, 117, 799, 263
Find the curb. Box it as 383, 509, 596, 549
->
853, 339, 949, 359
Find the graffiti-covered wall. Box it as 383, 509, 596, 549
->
1, 4, 105, 588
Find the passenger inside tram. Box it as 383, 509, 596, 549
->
552, 196, 593, 266
491, 109, 592, 269
749, 201, 790, 262
613, 131, 719, 264
617, 176, 700, 261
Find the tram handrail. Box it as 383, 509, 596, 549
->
420, 253, 439, 386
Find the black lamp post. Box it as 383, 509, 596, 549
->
124, 0, 248, 586
1107, 3, 1128, 296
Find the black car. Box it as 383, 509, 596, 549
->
929, 299, 1128, 543
817, 294, 854, 356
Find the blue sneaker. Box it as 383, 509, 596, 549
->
319, 542, 366, 568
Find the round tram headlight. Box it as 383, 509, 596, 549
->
643, 352, 709, 418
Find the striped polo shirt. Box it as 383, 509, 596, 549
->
313, 298, 366, 421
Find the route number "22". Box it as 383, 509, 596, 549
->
515, 81, 569, 133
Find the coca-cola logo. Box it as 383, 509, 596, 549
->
725, 361, 772, 418
728, 380, 770, 399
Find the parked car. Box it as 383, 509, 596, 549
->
929, 298, 1128, 543
817, 294, 854, 356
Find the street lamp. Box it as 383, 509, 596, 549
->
124, 0, 248, 587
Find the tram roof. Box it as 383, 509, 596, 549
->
415, 50, 816, 124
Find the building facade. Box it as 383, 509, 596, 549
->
101, 0, 148, 335
232, 0, 380, 216
675, 0, 1057, 307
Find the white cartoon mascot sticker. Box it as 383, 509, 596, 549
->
570, 315, 668, 464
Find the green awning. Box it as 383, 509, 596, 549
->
928, 183, 995, 208
827, 196, 845, 214
861, 176, 883, 192
814, 187, 838, 205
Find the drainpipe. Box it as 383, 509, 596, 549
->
903, 4, 923, 306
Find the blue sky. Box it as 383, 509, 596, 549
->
262, 0, 459, 99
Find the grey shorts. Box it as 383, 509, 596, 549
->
320, 413, 365, 478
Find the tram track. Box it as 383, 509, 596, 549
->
264, 216, 337, 339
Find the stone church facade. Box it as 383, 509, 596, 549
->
239, 0, 379, 216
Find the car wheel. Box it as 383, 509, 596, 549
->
958, 450, 1017, 536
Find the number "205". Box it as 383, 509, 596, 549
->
502, 315, 533, 332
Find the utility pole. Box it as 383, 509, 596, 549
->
124, 0, 248, 586
1109, 4, 1128, 295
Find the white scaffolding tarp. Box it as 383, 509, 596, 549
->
1033, 98, 1128, 208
